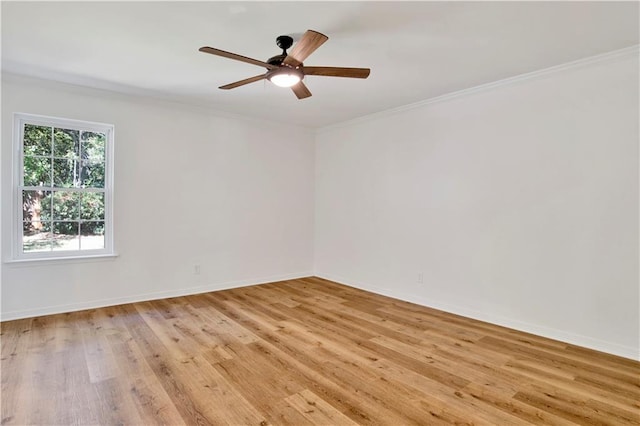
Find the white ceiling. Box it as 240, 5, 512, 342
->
2, 1, 638, 128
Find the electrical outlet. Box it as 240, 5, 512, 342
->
417, 272, 424, 284
194, 264, 201, 275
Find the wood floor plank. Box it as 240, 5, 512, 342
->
2, 277, 639, 425
171, 354, 269, 425
79, 314, 119, 384
503, 359, 640, 413
285, 389, 361, 425
0, 318, 33, 425
460, 382, 576, 426
513, 387, 634, 426
103, 307, 187, 425
478, 336, 639, 384
91, 377, 145, 425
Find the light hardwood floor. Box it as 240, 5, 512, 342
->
1, 277, 639, 425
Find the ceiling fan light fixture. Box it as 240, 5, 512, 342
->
268, 68, 303, 88
200, 29, 370, 99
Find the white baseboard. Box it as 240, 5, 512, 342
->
0, 271, 313, 322
314, 272, 639, 361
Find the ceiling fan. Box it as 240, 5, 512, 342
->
199, 29, 370, 99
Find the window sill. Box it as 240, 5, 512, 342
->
4, 253, 119, 267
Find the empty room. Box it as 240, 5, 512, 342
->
1, 1, 639, 425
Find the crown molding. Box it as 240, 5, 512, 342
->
1, 72, 315, 133
317, 44, 640, 134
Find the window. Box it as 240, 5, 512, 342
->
13, 113, 114, 260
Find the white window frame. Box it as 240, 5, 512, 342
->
12, 113, 115, 261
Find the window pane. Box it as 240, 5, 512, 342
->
80, 192, 105, 220
53, 158, 79, 187
80, 221, 105, 250
53, 191, 80, 220
81, 131, 105, 163
23, 221, 52, 252
24, 124, 52, 156
22, 190, 51, 222
80, 161, 105, 188
23, 156, 51, 186
52, 222, 79, 251
53, 128, 80, 159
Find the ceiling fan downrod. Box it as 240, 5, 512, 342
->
269, 35, 295, 66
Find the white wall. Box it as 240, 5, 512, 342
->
2, 50, 638, 361
315, 51, 639, 359
1, 74, 315, 320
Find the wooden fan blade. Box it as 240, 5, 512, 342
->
219, 74, 267, 90
291, 81, 312, 99
302, 66, 370, 79
199, 46, 276, 70
283, 30, 328, 67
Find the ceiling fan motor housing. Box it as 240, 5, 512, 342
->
267, 35, 303, 82
267, 54, 287, 66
